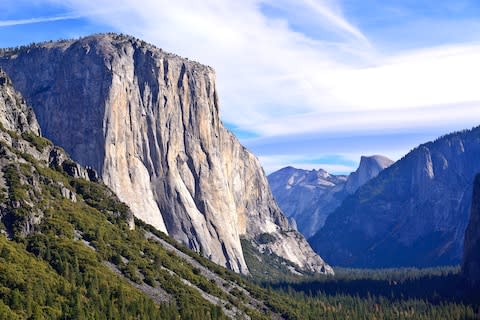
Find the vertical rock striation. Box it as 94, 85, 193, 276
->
463, 173, 480, 290
344, 155, 394, 194
0, 34, 331, 274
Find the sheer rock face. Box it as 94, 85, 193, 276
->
344, 155, 394, 194
0, 34, 331, 274
310, 128, 480, 268
268, 156, 392, 238
0, 68, 112, 236
463, 174, 480, 289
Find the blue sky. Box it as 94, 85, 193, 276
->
2, 0, 480, 174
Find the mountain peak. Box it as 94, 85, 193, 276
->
1, 33, 213, 75
345, 155, 393, 194
360, 155, 394, 167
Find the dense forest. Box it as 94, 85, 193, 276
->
260, 267, 480, 319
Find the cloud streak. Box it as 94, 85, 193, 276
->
301, 0, 369, 42
0, 14, 81, 27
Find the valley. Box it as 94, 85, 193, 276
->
0, 32, 478, 319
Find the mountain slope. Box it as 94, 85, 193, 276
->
0, 33, 331, 275
0, 68, 179, 318
310, 127, 480, 268
0, 67, 299, 320
268, 156, 392, 238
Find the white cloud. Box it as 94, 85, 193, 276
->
247, 100, 480, 137
328, 44, 480, 111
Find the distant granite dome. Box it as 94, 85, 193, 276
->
268, 155, 392, 238
345, 155, 394, 194
311, 127, 480, 268
0, 33, 332, 275
463, 173, 480, 291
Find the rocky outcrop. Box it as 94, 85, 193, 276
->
0, 34, 331, 274
0, 69, 39, 135
268, 156, 392, 238
463, 173, 480, 290
310, 127, 480, 268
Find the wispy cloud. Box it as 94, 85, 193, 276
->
300, 0, 369, 43
261, 0, 369, 43
0, 14, 81, 27
244, 100, 480, 137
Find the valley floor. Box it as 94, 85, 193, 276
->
255, 266, 480, 319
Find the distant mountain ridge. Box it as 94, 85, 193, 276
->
311, 126, 480, 268
268, 155, 393, 238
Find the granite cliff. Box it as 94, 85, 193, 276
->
311, 127, 480, 268
0, 68, 111, 236
0, 69, 305, 318
268, 155, 392, 238
463, 173, 480, 291
0, 34, 331, 274
344, 155, 393, 194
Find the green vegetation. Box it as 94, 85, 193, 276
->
239, 230, 478, 319
0, 122, 19, 140
0, 155, 231, 319
241, 238, 303, 282
0, 234, 171, 319
261, 267, 479, 319
21, 131, 52, 152
255, 233, 276, 245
